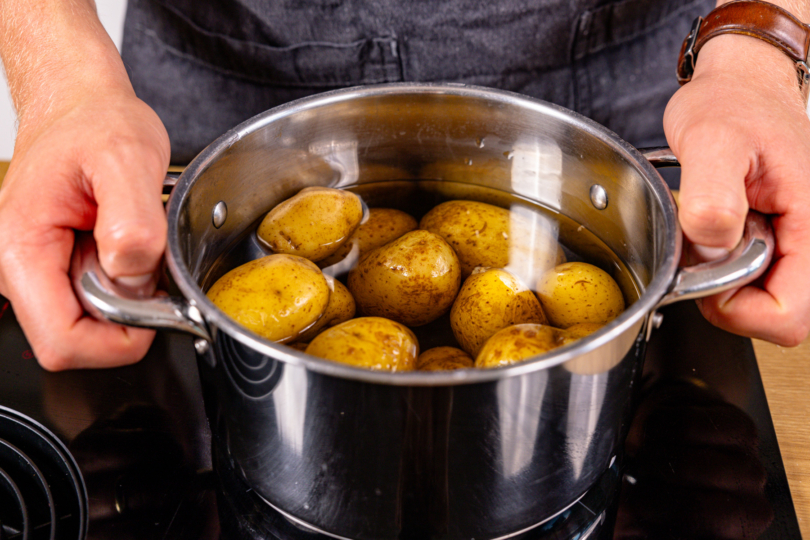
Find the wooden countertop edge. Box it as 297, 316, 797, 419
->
1, 161, 807, 533
753, 337, 810, 535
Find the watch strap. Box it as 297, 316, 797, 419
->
677, 0, 810, 98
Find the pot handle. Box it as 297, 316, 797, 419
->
70, 174, 213, 343
639, 147, 775, 336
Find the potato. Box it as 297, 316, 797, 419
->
508, 208, 568, 285
305, 317, 419, 371
450, 268, 548, 356
295, 276, 356, 342
416, 347, 474, 371
535, 262, 626, 328
206, 254, 330, 342
419, 200, 564, 280
475, 324, 564, 368
558, 322, 605, 347
347, 230, 461, 326
257, 187, 364, 262
558, 322, 625, 375
320, 208, 418, 267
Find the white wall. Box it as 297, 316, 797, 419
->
0, 1, 128, 160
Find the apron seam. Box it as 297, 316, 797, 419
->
135, 23, 399, 88
137, 22, 579, 88
150, 0, 375, 51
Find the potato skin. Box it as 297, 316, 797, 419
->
535, 262, 626, 328
320, 208, 417, 267
450, 268, 548, 356
558, 322, 605, 347
558, 322, 625, 375
347, 230, 461, 327
206, 254, 330, 342
305, 317, 419, 371
295, 276, 356, 342
419, 200, 564, 280
475, 324, 564, 368
257, 187, 364, 262
416, 347, 474, 371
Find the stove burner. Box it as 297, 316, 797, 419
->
0, 407, 87, 540
212, 444, 619, 540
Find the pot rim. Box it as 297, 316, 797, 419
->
166, 82, 681, 386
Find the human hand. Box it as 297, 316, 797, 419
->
664, 35, 810, 345
0, 88, 170, 370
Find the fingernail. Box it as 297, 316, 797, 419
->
692, 245, 731, 262
114, 273, 155, 288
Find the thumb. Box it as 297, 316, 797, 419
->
91, 146, 168, 288
673, 120, 752, 251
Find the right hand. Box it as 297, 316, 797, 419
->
0, 88, 170, 370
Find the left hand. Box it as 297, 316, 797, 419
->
664, 34, 810, 346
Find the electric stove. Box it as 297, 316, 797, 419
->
0, 297, 801, 539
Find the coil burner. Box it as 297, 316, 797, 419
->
0, 407, 87, 540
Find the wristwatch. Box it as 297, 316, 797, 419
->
677, 0, 810, 102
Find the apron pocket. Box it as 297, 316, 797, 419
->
136, 0, 403, 88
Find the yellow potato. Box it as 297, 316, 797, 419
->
507, 208, 568, 285
475, 324, 564, 368
295, 276, 356, 342
206, 254, 330, 342
305, 317, 419, 371
535, 262, 626, 328
257, 187, 364, 262
558, 322, 605, 347
347, 230, 461, 326
416, 347, 474, 371
419, 200, 564, 280
450, 268, 548, 356
558, 322, 625, 375
320, 208, 418, 267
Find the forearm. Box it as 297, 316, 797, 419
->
0, 0, 133, 140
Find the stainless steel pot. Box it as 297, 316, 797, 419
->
75, 84, 772, 540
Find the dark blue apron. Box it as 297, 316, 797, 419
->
121, 0, 713, 167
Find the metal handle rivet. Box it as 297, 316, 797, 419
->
212, 201, 228, 229
194, 338, 210, 355
652, 313, 664, 329
589, 185, 608, 210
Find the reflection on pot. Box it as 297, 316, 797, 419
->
615, 380, 772, 539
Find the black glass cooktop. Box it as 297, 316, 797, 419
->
0, 297, 801, 539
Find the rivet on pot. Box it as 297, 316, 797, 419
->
589, 185, 608, 210
212, 201, 228, 228
194, 338, 210, 355
652, 312, 664, 329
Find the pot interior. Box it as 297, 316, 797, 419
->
167, 84, 678, 379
